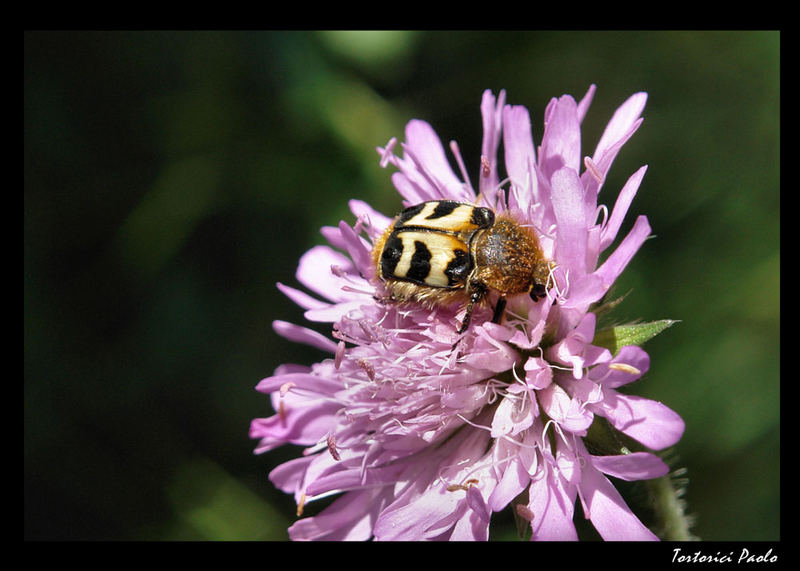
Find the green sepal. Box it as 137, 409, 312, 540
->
591, 290, 630, 317
593, 320, 678, 355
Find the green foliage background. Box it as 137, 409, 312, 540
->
24, 31, 779, 541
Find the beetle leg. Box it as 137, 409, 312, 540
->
451, 282, 487, 352
491, 296, 507, 324
457, 284, 487, 335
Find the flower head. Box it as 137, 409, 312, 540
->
251, 86, 684, 540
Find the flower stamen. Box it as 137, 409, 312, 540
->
449, 140, 476, 197
334, 341, 345, 369
378, 137, 397, 168
481, 155, 492, 178
515, 503, 535, 522
326, 434, 341, 461
584, 156, 604, 184
357, 358, 376, 381
609, 362, 641, 375
446, 478, 480, 493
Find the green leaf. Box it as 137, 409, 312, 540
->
593, 320, 679, 355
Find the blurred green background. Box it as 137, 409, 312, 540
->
24, 31, 779, 541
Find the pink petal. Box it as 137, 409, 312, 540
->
439, 384, 488, 409
599, 165, 648, 252
601, 392, 685, 450
272, 320, 338, 354
551, 167, 589, 275
307, 462, 407, 497
538, 382, 593, 433
403, 119, 463, 198
463, 327, 519, 373
503, 104, 539, 213
488, 457, 530, 512
268, 455, 313, 493
592, 345, 650, 389
539, 95, 581, 176
568, 376, 603, 405
479, 89, 505, 197
589, 452, 669, 481
319, 225, 348, 252
580, 91, 646, 206
303, 300, 367, 323
591, 92, 648, 172
296, 245, 355, 302
524, 356, 553, 390
507, 313, 547, 349
576, 84, 597, 124
579, 461, 658, 540
250, 400, 339, 449
593, 214, 651, 291
527, 468, 578, 540
289, 488, 387, 541
490, 391, 533, 437
390, 171, 428, 205
276, 282, 328, 311
348, 198, 392, 235
334, 220, 374, 277
549, 313, 611, 379
558, 273, 605, 313
374, 485, 462, 541
255, 370, 339, 395
457, 485, 491, 540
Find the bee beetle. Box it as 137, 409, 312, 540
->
371, 200, 554, 337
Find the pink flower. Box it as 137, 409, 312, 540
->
251, 86, 684, 540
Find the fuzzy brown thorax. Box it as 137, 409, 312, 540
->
471, 216, 547, 297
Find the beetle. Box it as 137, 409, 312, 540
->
371, 200, 553, 336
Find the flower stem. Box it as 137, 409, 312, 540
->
644, 467, 697, 540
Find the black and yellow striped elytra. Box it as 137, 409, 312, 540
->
372, 200, 553, 337
378, 201, 492, 290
